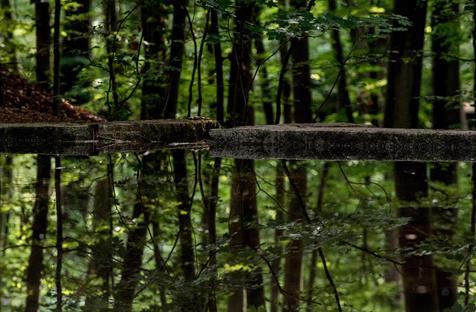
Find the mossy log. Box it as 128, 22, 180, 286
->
0, 119, 219, 155
209, 124, 476, 162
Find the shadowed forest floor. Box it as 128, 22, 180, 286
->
0, 69, 102, 123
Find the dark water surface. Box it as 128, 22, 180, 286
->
0, 151, 473, 311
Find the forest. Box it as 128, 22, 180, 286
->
0, 0, 476, 311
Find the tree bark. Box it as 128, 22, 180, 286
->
163, 0, 188, 118
84, 178, 113, 311
328, 0, 354, 123
104, 0, 119, 116
271, 163, 285, 312
35, 0, 51, 89
140, 0, 166, 119
61, 0, 90, 103
384, 1, 438, 311
209, 9, 224, 125
25, 155, 51, 312
430, 1, 460, 309
113, 201, 147, 312
283, 162, 306, 312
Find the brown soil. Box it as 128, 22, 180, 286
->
0, 69, 104, 123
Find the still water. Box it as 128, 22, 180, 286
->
0, 151, 473, 311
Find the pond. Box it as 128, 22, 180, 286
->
0, 146, 473, 311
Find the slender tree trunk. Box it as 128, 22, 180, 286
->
104, 0, 119, 116
226, 1, 265, 310
61, 0, 90, 102
25, 156, 51, 312
283, 1, 313, 311
283, 162, 306, 312
271, 163, 285, 312
209, 8, 224, 125
113, 201, 147, 312
328, 0, 354, 123
227, 1, 254, 128
163, 0, 188, 118
206, 157, 221, 312
430, 1, 460, 309
35, 0, 51, 89
384, 2, 438, 311
254, 14, 274, 125
53, 0, 61, 115
306, 162, 330, 311
0, 156, 12, 310
54, 157, 63, 312
84, 178, 113, 311
140, 0, 166, 119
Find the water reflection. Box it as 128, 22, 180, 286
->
0, 152, 473, 311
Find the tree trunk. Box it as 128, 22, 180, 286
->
384, 2, 438, 311
209, 8, 224, 125
84, 178, 113, 311
306, 162, 330, 311
53, 0, 61, 115
254, 13, 274, 125
104, 0, 119, 116
226, 1, 265, 310
206, 156, 221, 312
61, 0, 90, 103
328, 0, 354, 123
35, 0, 51, 89
396, 162, 438, 312
163, 0, 188, 118
283, 1, 313, 310
283, 161, 306, 312
271, 163, 285, 312
25, 156, 51, 312
430, 1, 460, 309
140, 0, 166, 119
113, 201, 147, 312
227, 0, 254, 128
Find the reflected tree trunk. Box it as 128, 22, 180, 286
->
306, 162, 330, 311
113, 201, 147, 312
430, 1, 460, 309
226, 0, 265, 310
271, 162, 285, 312
0, 156, 12, 311
25, 155, 51, 312
84, 177, 113, 311
283, 1, 313, 311
283, 162, 306, 312
54, 157, 63, 312
384, 1, 438, 311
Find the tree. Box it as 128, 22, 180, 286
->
140, 0, 166, 119
61, 0, 91, 103
34, 0, 51, 89
384, 1, 439, 311
430, 0, 461, 309
25, 156, 51, 312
